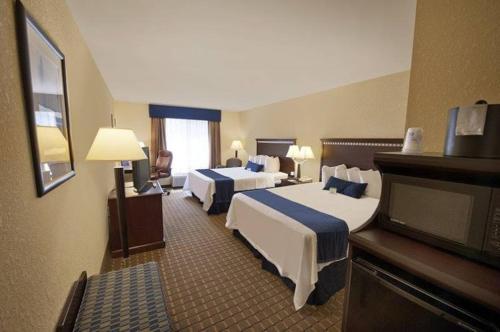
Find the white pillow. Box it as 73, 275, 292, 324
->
255, 155, 267, 165
334, 164, 348, 181
264, 156, 279, 172
347, 167, 361, 183
248, 155, 256, 163
360, 170, 382, 198
321, 164, 347, 185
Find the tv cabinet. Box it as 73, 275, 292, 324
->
108, 181, 165, 257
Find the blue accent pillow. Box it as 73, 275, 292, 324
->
323, 176, 367, 199
323, 176, 352, 192
245, 160, 264, 172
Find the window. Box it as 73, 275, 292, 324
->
165, 118, 209, 174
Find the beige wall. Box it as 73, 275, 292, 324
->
113, 101, 150, 144
238, 71, 410, 180
0, 1, 114, 331
405, 0, 500, 152
113, 101, 243, 165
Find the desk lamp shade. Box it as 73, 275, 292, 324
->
286, 145, 301, 159
36, 126, 70, 163
230, 140, 243, 150
300, 146, 315, 160
86, 128, 147, 161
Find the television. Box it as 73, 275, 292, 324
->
132, 146, 151, 192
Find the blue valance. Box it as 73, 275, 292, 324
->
149, 104, 221, 122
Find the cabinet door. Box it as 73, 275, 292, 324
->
345, 259, 490, 331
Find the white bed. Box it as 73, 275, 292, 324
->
226, 182, 379, 310
183, 167, 288, 211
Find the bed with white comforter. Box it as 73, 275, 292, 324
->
226, 181, 380, 310
184, 167, 288, 211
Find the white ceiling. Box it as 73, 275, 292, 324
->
66, 0, 416, 111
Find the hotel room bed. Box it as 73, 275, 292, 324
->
225, 138, 404, 310
184, 167, 289, 212
226, 182, 379, 309
183, 138, 296, 213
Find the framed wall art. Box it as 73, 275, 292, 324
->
16, 1, 75, 196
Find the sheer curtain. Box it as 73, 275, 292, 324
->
165, 118, 209, 174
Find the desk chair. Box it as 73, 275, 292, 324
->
152, 149, 173, 195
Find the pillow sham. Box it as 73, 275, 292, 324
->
334, 164, 348, 181
359, 169, 382, 199
347, 167, 361, 183
245, 160, 264, 172
323, 176, 367, 199
321, 164, 346, 185
264, 156, 280, 173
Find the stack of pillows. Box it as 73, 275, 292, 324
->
321, 164, 382, 199
245, 155, 280, 173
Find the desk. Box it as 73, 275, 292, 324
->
108, 181, 165, 257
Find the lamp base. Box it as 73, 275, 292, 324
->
114, 166, 129, 258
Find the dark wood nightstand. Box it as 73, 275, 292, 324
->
277, 178, 313, 187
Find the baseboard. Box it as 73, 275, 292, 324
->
99, 240, 112, 273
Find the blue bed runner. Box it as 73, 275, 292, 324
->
242, 189, 349, 263
196, 169, 235, 204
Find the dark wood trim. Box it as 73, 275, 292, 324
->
319, 138, 403, 180
349, 228, 500, 314
56, 271, 87, 332
256, 138, 297, 175
111, 241, 166, 258
15, 0, 75, 197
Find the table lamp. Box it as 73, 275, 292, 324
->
86, 128, 147, 258
286, 145, 315, 180
230, 140, 243, 158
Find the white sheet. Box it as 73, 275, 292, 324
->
183, 167, 276, 211
272, 171, 289, 183
226, 182, 379, 310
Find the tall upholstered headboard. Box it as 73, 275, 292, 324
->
256, 138, 296, 175
320, 138, 404, 180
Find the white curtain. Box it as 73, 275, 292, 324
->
165, 118, 209, 174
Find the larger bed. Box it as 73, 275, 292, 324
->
226, 138, 403, 310
183, 138, 296, 213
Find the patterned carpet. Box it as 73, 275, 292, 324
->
111, 191, 344, 331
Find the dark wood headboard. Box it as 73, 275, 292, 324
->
320, 138, 403, 179
256, 138, 296, 175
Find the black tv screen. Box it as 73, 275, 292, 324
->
132, 146, 150, 191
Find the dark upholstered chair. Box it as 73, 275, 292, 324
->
151, 150, 173, 194
226, 157, 242, 168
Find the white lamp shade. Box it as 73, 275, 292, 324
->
286, 145, 301, 158
300, 146, 315, 159
36, 126, 70, 163
86, 128, 147, 161
230, 140, 243, 150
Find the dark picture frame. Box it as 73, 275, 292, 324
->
16, 1, 75, 197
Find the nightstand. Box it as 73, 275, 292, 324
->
277, 178, 313, 187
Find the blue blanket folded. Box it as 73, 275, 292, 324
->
196, 169, 235, 204
242, 189, 349, 263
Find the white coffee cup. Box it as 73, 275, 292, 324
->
402, 127, 424, 154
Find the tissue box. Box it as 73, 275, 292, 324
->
444, 103, 500, 158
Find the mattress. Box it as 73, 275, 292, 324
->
226, 182, 379, 310
183, 167, 276, 211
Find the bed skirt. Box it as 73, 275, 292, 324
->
232, 230, 346, 306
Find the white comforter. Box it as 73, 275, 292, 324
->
226, 182, 379, 310
183, 167, 281, 211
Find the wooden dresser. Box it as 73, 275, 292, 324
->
108, 181, 165, 257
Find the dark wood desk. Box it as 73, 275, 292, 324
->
108, 181, 165, 257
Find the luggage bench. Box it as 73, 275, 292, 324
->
57, 262, 171, 332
